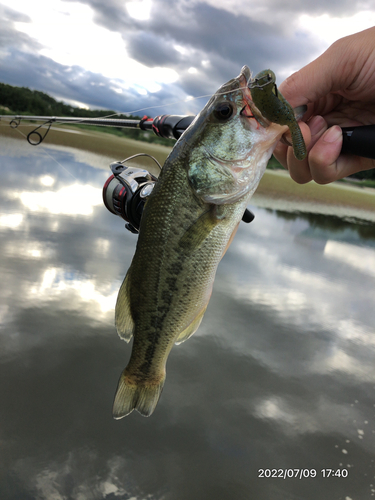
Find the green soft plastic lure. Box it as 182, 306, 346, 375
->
249, 69, 307, 160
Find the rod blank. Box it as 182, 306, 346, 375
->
0, 114, 150, 129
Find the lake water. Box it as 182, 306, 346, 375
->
1, 136, 375, 500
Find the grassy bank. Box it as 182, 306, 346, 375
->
256, 169, 375, 212
0, 122, 172, 166
1, 124, 375, 219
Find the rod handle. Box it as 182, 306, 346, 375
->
341, 125, 375, 160
152, 115, 195, 140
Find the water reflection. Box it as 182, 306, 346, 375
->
1, 136, 375, 500
20, 183, 102, 216
324, 240, 375, 277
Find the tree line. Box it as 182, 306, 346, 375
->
0, 82, 174, 146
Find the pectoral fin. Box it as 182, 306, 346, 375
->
179, 207, 220, 250
115, 273, 134, 342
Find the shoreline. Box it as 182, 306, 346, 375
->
1, 124, 375, 222
254, 169, 375, 222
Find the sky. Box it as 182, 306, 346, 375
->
0, 0, 375, 116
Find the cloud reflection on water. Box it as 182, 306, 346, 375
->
19, 183, 103, 216
0, 212, 23, 228
210, 208, 375, 406
324, 240, 375, 277
0, 139, 131, 361
30, 266, 118, 313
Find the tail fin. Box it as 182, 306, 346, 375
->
112, 370, 165, 419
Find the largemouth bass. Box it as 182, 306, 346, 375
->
113, 65, 303, 418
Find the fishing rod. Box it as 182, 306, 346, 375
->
1, 113, 374, 234
1, 114, 375, 160
0, 113, 196, 145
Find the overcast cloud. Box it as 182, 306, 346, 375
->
0, 0, 375, 116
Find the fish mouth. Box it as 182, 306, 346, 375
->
240, 65, 251, 84
239, 66, 270, 128
239, 65, 252, 98
238, 66, 258, 121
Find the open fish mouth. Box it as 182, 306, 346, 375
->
238, 65, 276, 129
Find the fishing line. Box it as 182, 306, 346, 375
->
45, 86, 252, 126
0, 85, 251, 132
11, 123, 79, 181
39, 146, 79, 181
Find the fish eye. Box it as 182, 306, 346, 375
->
213, 102, 234, 121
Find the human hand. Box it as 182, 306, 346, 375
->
274, 27, 375, 184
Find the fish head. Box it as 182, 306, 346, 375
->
185, 65, 289, 205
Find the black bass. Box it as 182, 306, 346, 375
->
113, 65, 303, 418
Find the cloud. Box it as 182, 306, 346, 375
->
123, 0, 304, 82
62, 0, 133, 31
0, 5, 40, 53
0, 47, 178, 114
0, 3, 31, 23
126, 31, 183, 68
0, 0, 374, 115
198, 0, 364, 18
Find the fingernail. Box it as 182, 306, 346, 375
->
323, 126, 342, 144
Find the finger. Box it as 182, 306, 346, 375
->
278, 55, 337, 109
308, 126, 343, 184
278, 34, 359, 110
279, 28, 375, 110
284, 122, 313, 183
273, 141, 289, 169
309, 126, 375, 182
284, 117, 328, 184
334, 155, 375, 179
274, 121, 312, 173
288, 117, 328, 183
